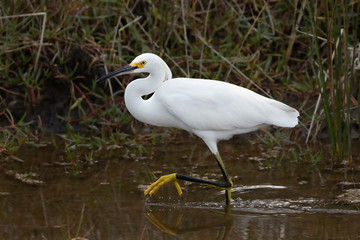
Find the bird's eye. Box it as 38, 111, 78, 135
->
136, 60, 147, 68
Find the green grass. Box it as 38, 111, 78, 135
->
0, 0, 359, 166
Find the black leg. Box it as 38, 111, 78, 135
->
176, 173, 232, 189
176, 152, 233, 204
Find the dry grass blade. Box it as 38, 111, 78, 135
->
181, 0, 190, 77
285, 0, 307, 64
0, 12, 47, 72
239, 2, 268, 52
199, 0, 212, 78
196, 34, 272, 99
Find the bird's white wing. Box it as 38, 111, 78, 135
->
155, 78, 297, 131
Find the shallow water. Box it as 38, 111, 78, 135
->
1, 134, 360, 239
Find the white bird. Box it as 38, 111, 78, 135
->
98, 53, 299, 204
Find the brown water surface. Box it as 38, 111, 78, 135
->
1, 135, 359, 239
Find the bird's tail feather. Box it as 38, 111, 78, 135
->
267, 100, 299, 128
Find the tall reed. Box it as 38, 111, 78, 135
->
307, 0, 359, 164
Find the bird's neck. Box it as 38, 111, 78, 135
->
124, 72, 165, 124
127, 70, 165, 96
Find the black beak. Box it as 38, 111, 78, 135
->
97, 64, 138, 83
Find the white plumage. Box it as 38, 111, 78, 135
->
123, 53, 299, 154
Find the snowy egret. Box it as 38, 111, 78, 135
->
98, 53, 299, 204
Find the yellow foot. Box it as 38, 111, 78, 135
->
144, 173, 183, 197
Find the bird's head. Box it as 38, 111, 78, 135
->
97, 53, 172, 83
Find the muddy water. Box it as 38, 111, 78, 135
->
1, 135, 360, 239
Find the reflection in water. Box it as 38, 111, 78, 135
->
144, 201, 360, 239
145, 205, 233, 238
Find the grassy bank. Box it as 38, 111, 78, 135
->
0, 0, 359, 165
